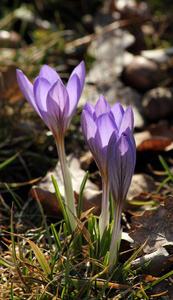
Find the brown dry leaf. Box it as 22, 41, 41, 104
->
132, 247, 173, 276
124, 174, 157, 211
127, 174, 156, 200
0, 65, 24, 105
130, 196, 173, 253
150, 276, 173, 299
30, 156, 101, 216
135, 121, 173, 151
30, 187, 63, 217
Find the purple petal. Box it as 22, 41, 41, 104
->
94, 95, 111, 118
81, 110, 107, 176
119, 106, 134, 134
39, 65, 61, 84
69, 61, 85, 92
33, 77, 52, 128
83, 103, 95, 117
110, 103, 124, 129
66, 74, 81, 119
16, 69, 40, 116
47, 80, 70, 133
81, 110, 97, 142
96, 113, 117, 148
123, 128, 136, 167
108, 130, 135, 204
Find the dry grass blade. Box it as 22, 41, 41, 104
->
26, 239, 51, 278
3, 231, 51, 278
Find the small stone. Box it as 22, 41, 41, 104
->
142, 87, 173, 120
124, 56, 159, 90
142, 47, 173, 64
82, 14, 94, 33
0, 30, 20, 48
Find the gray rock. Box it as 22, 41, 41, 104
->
142, 47, 173, 64
124, 56, 159, 90
142, 87, 173, 120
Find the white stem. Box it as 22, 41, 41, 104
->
108, 207, 122, 273
56, 137, 77, 232
99, 176, 110, 239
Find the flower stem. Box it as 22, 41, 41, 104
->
55, 136, 77, 232
108, 205, 122, 273
99, 176, 110, 239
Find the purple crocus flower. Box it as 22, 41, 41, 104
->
16, 61, 85, 232
16, 61, 85, 141
81, 94, 134, 237
108, 127, 136, 272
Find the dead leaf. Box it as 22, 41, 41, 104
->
30, 155, 101, 216
30, 187, 63, 217
130, 196, 173, 253
134, 121, 173, 151
150, 276, 173, 299
127, 174, 156, 200
132, 247, 173, 276
0, 65, 24, 105
124, 174, 157, 211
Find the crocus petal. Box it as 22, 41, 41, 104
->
68, 61, 85, 92
119, 106, 134, 134
16, 69, 40, 116
81, 110, 97, 143
95, 113, 118, 175
81, 110, 103, 171
47, 80, 70, 133
66, 74, 81, 119
124, 127, 136, 168
83, 103, 95, 117
110, 103, 124, 129
108, 130, 135, 203
96, 113, 117, 148
33, 77, 52, 128
94, 94, 111, 118
39, 65, 61, 84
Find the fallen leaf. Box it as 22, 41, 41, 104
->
132, 247, 173, 276
129, 196, 173, 253
134, 120, 173, 151
127, 174, 156, 200
150, 276, 173, 299
30, 155, 101, 217
0, 65, 23, 103
30, 187, 63, 217
124, 174, 157, 211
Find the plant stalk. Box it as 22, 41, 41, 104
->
55, 136, 77, 232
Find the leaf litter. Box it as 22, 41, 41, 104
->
130, 196, 173, 253
1, 0, 173, 298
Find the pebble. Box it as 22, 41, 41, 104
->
124, 56, 159, 90
142, 87, 173, 120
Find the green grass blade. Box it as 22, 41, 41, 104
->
159, 155, 173, 182
144, 269, 173, 292
0, 256, 16, 268
27, 239, 51, 277
11, 203, 17, 266
114, 241, 147, 281
156, 176, 170, 194
5, 183, 25, 214
78, 171, 89, 219
0, 152, 20, 170
51, 174, 71, 233
51, 223, 62, 251
33, 188, 53, 251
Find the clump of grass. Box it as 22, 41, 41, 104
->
1, 155, 173, 299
